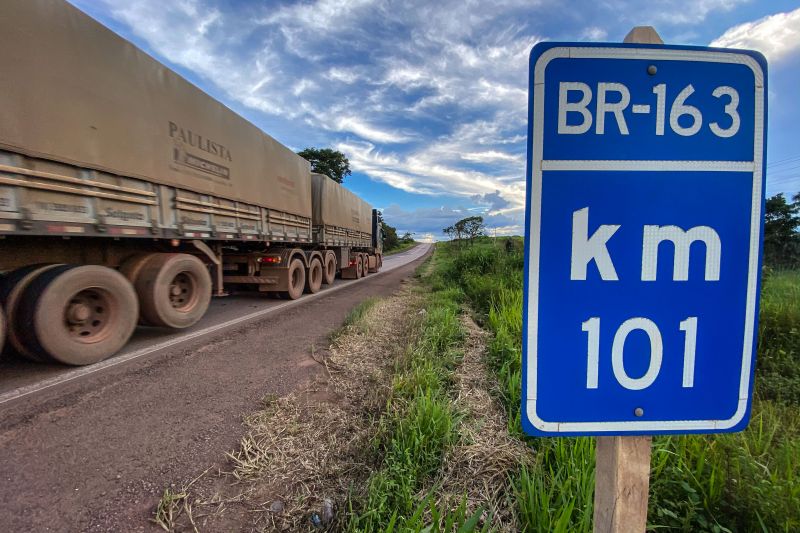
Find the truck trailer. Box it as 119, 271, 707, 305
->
0, 0, 383, 366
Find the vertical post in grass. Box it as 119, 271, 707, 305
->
590, 25, 662, 533
593, 435, 652, 532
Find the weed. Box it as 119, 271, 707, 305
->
154, 487, 189, 532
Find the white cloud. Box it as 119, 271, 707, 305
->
335, 117, 413, 144
710, 8, 800, 63
581, 26, 608, 41
324, 66, 367, 84
262, 0, 377, 33
460, 151, 524, 164
650, 0, 748, 25
415, 233, 437, 243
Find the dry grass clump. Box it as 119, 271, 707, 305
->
429, 315, 534, 531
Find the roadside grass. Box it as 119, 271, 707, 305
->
431, 239, 800, 532
339, 297, 381, 335
757, 269, 800, 405
343, 255, 528, 531
345, 284, 469, 530
385, 241, 419, 256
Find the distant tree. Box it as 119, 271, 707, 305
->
400, 231, 414, 243
444, 222, 465, 244
461, 216, 486, 245
443, 216, 484, 246
297, 147, 351, 183
764, 192, 800, 268
453, 220, 465, 242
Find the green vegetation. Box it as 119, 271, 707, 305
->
346, 270, 490, 531
340, 297, 380, 334
764, 192, 800, 269
429, 237, 800, 532
758, 269, 800, 405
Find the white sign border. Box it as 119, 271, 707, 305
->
525, 46, 765, 434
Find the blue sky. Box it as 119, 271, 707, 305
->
70, 0, 800, 241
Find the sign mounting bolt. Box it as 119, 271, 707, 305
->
634, 407, 644, 417
647, 65, 657, 75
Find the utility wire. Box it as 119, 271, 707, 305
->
767, 154, 800, 167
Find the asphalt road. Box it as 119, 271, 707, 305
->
0, 243, 431, 532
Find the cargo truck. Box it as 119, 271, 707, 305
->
0, 0, 383, 366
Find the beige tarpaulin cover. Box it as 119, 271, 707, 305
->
0, 0, 312, 217
311, 174, 372, 234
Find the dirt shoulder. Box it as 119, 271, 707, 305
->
0, 253, 429, 533
153, 281, 424, 531
148, 260, 531, 531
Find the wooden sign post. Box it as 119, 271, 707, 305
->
591, 27, 663, 533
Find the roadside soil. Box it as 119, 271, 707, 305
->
152, 278, 424, 532
0, 250, 429, 533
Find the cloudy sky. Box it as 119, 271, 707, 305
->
70, 0, 800, 241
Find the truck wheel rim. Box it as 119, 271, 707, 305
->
65, 288, 114, 343
169, 272, 199, 312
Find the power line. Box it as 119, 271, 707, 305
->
766, 178, 800, 190
767, 168, 800, 178
767, 154, 800, 168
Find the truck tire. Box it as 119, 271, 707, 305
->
305, 258, 323, 294
322, 253, 336, 285
362, 254, 372, 275
0, 305, 6, 356
15, 265, 138, 366
0, 263, 64, 362
356, 255, 364, 278
120, 253, 155, 284
119, 253, 159, 325
135, 253, 211, 329
283, 258, 306, 300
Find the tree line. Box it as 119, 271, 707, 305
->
764, 192, 800, 269
443, 216, 486, 245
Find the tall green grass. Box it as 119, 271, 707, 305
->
757, 269, 800, 405
431, 239, 800, 532
346, 285, 486, 531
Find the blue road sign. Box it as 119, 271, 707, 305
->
522, 43, 768, 436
